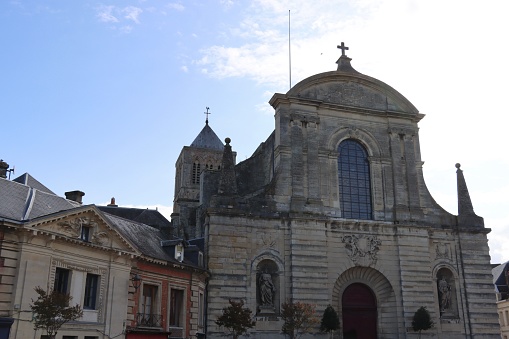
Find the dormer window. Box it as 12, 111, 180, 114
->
80, 226, 91, 242
175, 244, 184, 262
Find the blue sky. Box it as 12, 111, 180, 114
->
2, 0, 508, 263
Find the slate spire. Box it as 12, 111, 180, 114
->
218, 137, 237, 196
456, 163, 484, 228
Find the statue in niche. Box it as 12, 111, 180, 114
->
438, 276, 452, 312
259, 270, 276, 306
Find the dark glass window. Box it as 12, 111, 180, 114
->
338, 139, 372, 219
80, 226, 90, 242
54, 268, 70, 294
170, 289, 184, 327
84, 274, 99, 309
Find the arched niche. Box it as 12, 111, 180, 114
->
435, 266, 459, 319
256, 259, 279, 315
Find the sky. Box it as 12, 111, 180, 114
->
1, 0, 508, 263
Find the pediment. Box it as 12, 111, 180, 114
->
27, 206, 139, 254
276, 71, 419, 115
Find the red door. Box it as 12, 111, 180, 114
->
342, 283, 377, 339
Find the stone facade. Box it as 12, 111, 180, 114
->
173, 54, 499, 338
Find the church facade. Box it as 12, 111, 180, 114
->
172, 48, 499, 338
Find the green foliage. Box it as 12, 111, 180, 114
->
320, 304, 340, 337
281, 300, 319, 339
30, 286, 83, 338
215, 299, 256, 339
412, 306, 434, 338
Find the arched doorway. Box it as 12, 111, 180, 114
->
342, 283, 377, 339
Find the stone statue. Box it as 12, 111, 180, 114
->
438, 277, 451, 312
259, 271, 276, 306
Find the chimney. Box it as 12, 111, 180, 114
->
65, 190, 85, 204
108, 197, 118, 207
0, 160, 8, 179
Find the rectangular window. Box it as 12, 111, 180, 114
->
80, 226, 90, 242
54, 268, 70, 294
170, 288, 184, 327
142, 284, 157, 316
139, 284, 159, 327
84, 274, 99, 309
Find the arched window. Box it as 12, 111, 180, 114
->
338, 139, 372, 220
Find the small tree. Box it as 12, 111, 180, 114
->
30, 286, 83, 339
320, 304, 340, 338
281, 300, 319, 339
215, 299, 256, 339
412, 306, 434, 339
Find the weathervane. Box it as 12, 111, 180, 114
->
204, 107, 211, 125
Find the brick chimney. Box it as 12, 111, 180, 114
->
65, 190, 85, 204
0, 160, 8, 179
107, 197, 118, 207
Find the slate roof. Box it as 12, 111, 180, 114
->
101, 212, 198, 267
190, 123, 224, 150
0, 176, 78, 222
492, 261, 509, 300
13, 173, 56, 195
97, 206, 171, 230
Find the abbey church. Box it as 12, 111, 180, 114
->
171, 46, 499, 338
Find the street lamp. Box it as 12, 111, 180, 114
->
131, 274, 142, 291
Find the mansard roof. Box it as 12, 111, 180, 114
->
270, 55, 420, 116
190, 123, 224, 150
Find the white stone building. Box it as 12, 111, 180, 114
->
172, 48, 499, 338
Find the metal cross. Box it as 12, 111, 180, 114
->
337, 42, 349, 56
204, 107, 211, 124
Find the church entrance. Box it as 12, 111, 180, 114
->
342, 283, 377, 339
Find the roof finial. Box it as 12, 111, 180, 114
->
337, 42, 349, 57
204, 107, 211, 125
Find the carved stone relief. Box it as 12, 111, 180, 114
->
435, 242, 451, 261
56, 217, 110, 245
341, 234, 381, 267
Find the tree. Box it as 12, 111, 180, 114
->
215, 299, 256, 339
281, 301, 319, 339
320, 305, 340, 338
30, 286, 83, 339
412, 306, 434, 339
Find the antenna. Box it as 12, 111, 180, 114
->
289, 10, 292, 90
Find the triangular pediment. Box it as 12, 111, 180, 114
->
26, 205, 140, 256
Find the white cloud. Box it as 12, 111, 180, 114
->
123, 6, 142, 24
167, 2, 185, 11
181, 65, 188, 72
96, 5, 119, 23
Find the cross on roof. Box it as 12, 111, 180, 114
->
204, 107, 211, 125
337, 42, 349, 56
